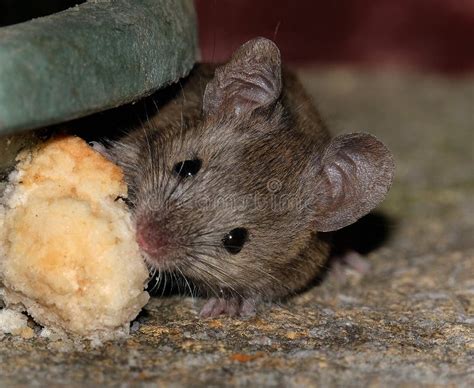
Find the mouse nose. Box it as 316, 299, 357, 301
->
136, 218, 169, 258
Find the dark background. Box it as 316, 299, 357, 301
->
196, 0, 474, 74
2, 0, 473, 75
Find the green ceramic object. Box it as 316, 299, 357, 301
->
0, 0, 197, 134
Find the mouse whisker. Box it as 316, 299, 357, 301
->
183, 258, 222, 299
148, 267, 158, 287
139, 124, 157, 193
148, 269, 162, 294
148, 261, 172, 295
143, 126, 156, 188
171, 270, 183, 297
155, 268, 162, 290
190, 254, 247, 299
175, 266, 198, 299
184, 265, 217, 298
176, 265, 197, 299
167, 181, 197, 207
187, 253, 244, 299
188, 246, 294, 295
160, 270, 168, 297
153, 137, 173, 206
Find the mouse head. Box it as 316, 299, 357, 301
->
130, 38, 394, 297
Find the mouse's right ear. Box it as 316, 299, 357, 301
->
203, 37, 282, 117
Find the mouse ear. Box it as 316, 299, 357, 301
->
203, 37, 282, 117
311, 133, 395, 232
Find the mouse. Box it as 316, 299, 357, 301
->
105, 37, 395, 318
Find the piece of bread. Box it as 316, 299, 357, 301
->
0, 136, 149, 339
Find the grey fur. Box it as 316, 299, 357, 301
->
109, 38, 395, 317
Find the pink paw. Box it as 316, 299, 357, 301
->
199, 297, 256, 318
341, 251, 372, 274
330, 250, 372, 283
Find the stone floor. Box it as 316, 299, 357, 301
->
0, 69, 472, 386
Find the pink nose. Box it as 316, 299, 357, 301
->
136, 218, 169, 257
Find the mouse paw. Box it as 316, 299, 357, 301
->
330, 250, 372, 283
199, 297, 256, 318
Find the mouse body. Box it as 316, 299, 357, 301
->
109, 38, 394, 317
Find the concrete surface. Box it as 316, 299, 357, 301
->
0, 69, 472, 386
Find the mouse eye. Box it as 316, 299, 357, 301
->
173, 159, 202, 178
222, 228, 248, 254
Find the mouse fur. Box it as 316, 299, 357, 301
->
108, 38, 395, 318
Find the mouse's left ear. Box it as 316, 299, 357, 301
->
203, 37, 282, 117
310, 133, 395, 232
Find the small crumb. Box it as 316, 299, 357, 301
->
40, 327, 52, 338
248, 336, 272, 346
231, 353, 253, 362
285, 330, 308, 340
18, 326, 35, 339
0, 309, 29, 336
230, 352, 264, 363
208, 320, 223, 328
40, 327, 62, 341
318, 360, 328, 368
286, 331, 298, 339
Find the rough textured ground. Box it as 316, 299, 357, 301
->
0, 69, 472, 386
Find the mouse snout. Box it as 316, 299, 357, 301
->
136, 217, 170, 259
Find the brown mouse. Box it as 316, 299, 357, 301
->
107, 38, 395, 318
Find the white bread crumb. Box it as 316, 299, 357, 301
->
0, 308, 28, 335
0, 136, 149, 340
